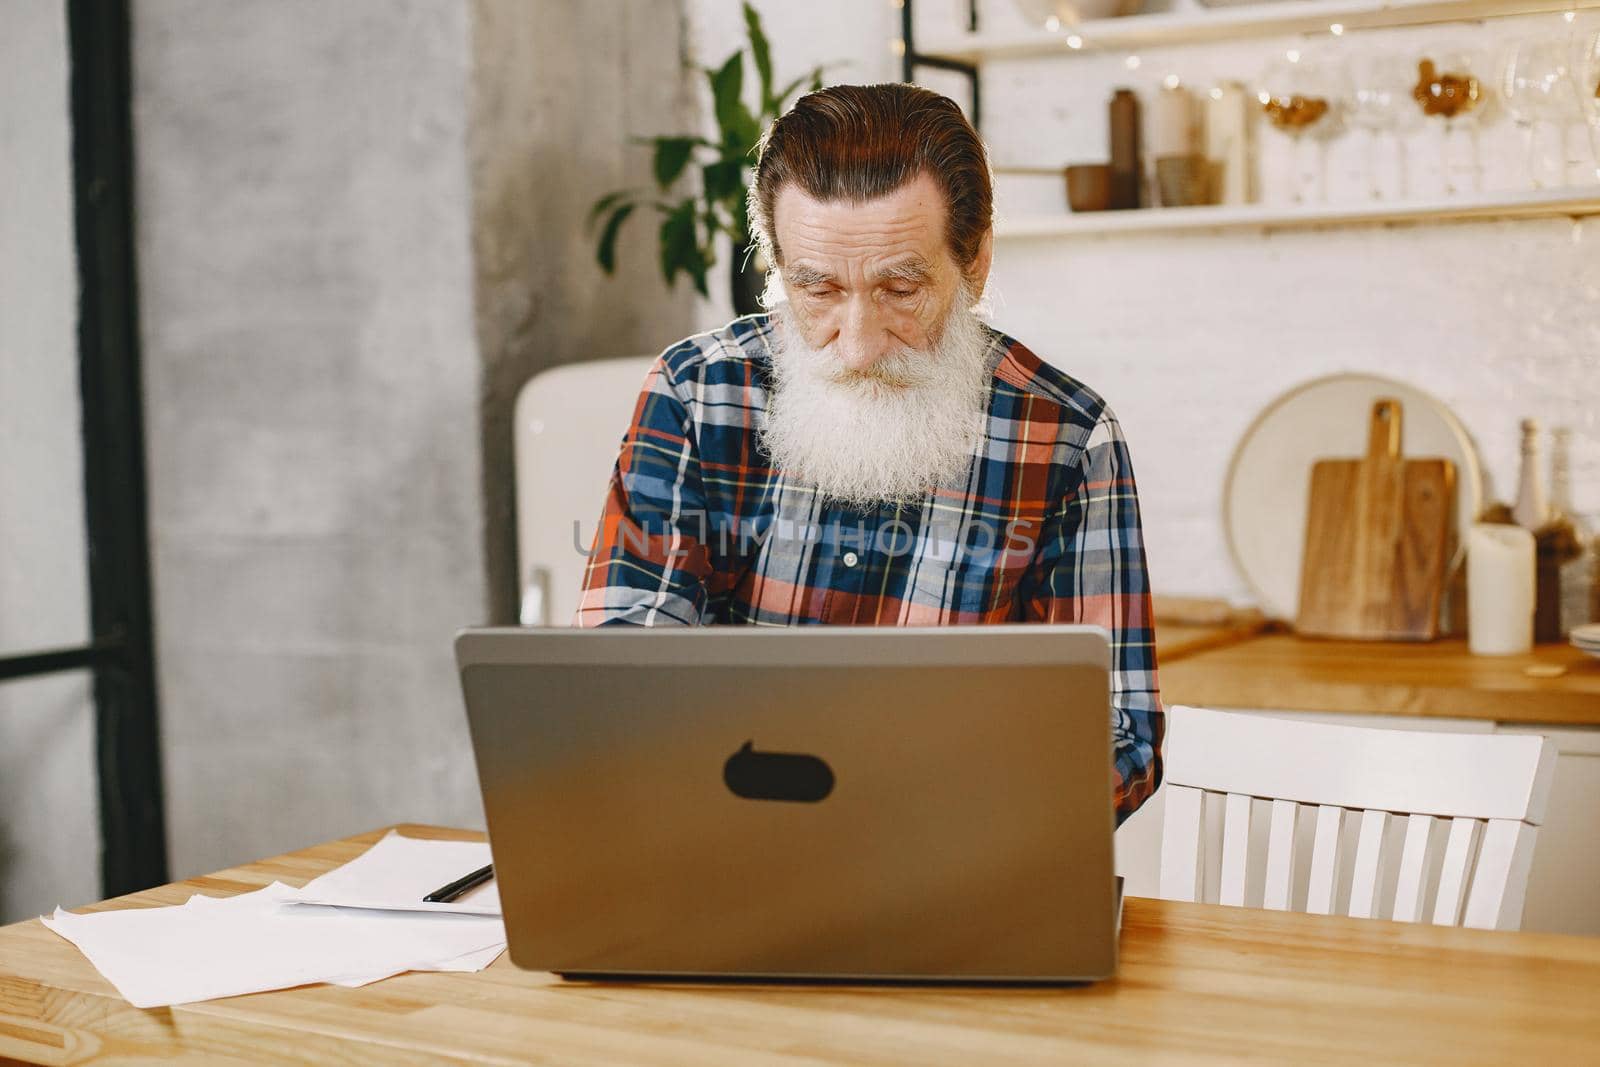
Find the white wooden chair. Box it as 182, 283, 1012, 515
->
513, 356, 655, 626
1158, 705, 1558, 930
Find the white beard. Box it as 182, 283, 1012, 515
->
760, 284, 995, 510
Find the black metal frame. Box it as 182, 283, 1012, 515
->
901, 0, 982, 130
0, 0, 170, 897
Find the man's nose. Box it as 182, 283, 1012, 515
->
834, 296, 893, 371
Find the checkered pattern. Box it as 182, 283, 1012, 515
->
576, 313, 1163, 823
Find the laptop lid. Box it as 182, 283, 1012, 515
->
455, 624, 1117, 982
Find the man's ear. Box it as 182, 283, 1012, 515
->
965, 227, 994, 298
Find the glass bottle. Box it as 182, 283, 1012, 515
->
1512, 419, 1569, 642
1512, 418, 1548, 531
1549, 428, 1595, 634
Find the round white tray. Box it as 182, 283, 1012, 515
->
1223, 373, 1483, 622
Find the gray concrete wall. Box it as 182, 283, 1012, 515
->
0, 0, 99, 922
470, 0, 694, 623
130, 0, 694, 880
133, 0, 489, 877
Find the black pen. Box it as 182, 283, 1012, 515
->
423, 863, 494, 903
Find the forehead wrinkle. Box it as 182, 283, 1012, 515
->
769, 171, 954, 269
781, 221, 938, 275
784, 212, 936, 246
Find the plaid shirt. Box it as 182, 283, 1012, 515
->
577, 313, 1163, 822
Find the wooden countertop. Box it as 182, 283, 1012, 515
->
1151, 597, 1275, 665
1158, 630, 1600, 726
1153, 620, 1270, 664
3, 824, 1599, 1064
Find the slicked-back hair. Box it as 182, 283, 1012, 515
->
747, 83, 993, 274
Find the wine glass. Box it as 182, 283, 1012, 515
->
1346, 53, 1417, 199
1502, 39, 1577, 189
1413, 52, 1488, 195
1259, 55, 1343, 204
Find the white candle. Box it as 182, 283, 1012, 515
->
1204, 81, 1254, 204
1467, 523, 1536, 656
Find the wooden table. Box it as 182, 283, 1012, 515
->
4, 826, 1599, 1065
1158, 631, 1600, 726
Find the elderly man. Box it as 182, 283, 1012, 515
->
577, 83, 1163, 823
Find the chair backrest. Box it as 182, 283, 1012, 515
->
512, 356, 655, 626
1158, 705, 1558, 931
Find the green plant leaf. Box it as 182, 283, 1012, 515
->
708, 53, 746, 140
660, 199, 713, 297
587, 189, 633, 232
742, 2, 774, 112
596, 202, 635, 274
687, 254, 710, 296
659, 200, 698, 287
701, 159, 744, 204
652, 137, 700, 188
723, 112, 761, 158
614, 19, 832, 297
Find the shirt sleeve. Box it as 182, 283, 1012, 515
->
1018, 406, 1165, 826
574, 356, 714, 627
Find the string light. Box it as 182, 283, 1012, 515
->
890, 37, 905, 56
1066, 34, 1084, 49
1563, 9, 1576, 22
1125, 54, 1142, 70
1163, 73, 1182, 89
1286, 48, 1302, 63
1330, 22, 1345, 35
1045, 15, 1061, 31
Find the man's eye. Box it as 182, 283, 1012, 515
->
805, 287, 835, 299
887, 287, 918, 298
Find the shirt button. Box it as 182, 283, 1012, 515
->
842, 551, 860, 568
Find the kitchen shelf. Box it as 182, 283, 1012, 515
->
994, 185, 1600, 237
919, 0, 1600, 59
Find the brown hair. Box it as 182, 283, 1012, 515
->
747, 83, 993, 273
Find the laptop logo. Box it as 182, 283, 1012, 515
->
723, 740, 834, 803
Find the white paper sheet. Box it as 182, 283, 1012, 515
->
326, 942, 506, 988
288, 831, 501, 916
42, 835, 508, 1008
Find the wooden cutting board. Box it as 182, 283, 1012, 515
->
1295, 398, 1456, 641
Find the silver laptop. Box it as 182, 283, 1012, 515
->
455, 624, 1120, 983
